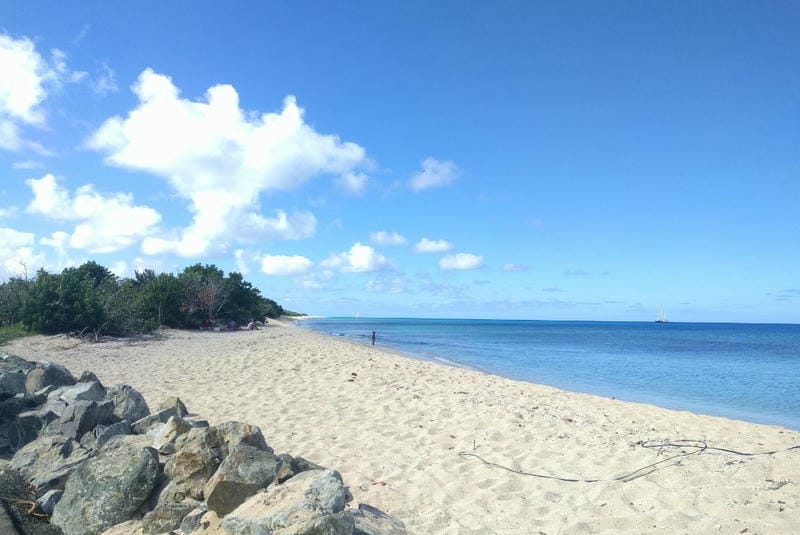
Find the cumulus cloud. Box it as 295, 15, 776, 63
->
366, 275, 409, 294
439, 253, 484, 271
26, 174, 161, 254
322, 242, 391, 273
370, 231, 407, 246
502, 263, 529, 272
0, 34, 83, 153
0, 226, 44, 277
88, 68, 369, 256
413, 237, 453, 253
409, 157, 458, 192
261, 254, 313, 276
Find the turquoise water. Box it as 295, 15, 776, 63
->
303, 318, 800, 430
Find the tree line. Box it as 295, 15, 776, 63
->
0, 261, 297, 339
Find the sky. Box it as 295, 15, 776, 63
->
0, 1, 798, 323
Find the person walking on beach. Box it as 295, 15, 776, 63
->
371, 331, 376, 346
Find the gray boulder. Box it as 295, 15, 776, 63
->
132, 406, 184, 434
0, 354, 35, 374
50, 435, 161, 535
94, 420, 134, 449
157, 396, 188, 416
214, 420, 272, 453
178, 503, 208, 533
45, 399, 115, 439
10, 434, 92, 493
25, 362, 75, 394
0, 371, 26, 401
222, 469, 352, 535
48, 381, 107, 404
141, 498, 200, 534
77, 370, 101, 384
152, 415, 192, 453
204, 444, 289, 516
353, 503, 408, 535
106, 383, 150, 423
36, 489, 64, 516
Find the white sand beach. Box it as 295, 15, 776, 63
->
4, 321, 799, 534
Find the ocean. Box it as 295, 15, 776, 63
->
302, 318, 800, 430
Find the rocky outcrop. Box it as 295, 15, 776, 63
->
50, 436, 160, 535
0, 355, 406, 535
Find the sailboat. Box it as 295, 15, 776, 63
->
655, 308, 668, 323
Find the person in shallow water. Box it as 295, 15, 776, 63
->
371, 331, 376, 346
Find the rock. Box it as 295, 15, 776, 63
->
0, 394, 56, 454
48, 381, 107, 404
222, 469, 352, 535
178, 503, 208, 533
77, 370, 102, 384
36, 489, 64, 515
214, 421, 272, 453
45, 399, 115, 440
290, 454, 326, 474
99, 519, 145, 535
95, 420, 133, 449
11, 408, 58, 449
0, 354, 35, 374
152, 415, 192, 453
106, 384, 150, 423
353, 503, 408, 535
162, 427, 227, 502
50, 436, 161, 535
10, 434, 92, 493
0, 371, 26, 401
132, 404, 191, 434
25, 362, 76, 394
204, 444, 289, 516
157, 396, 188, 416
140, 499, 200, 534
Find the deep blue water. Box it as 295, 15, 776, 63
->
303, 318, 800, 430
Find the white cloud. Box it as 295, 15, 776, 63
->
26, 174, 161, 254
409, 157, 458, 192
261, 254, 313, 276
0, 206, 17, 219
300, 270, 334, 289
91, 62, 118, 95
12, 160, 43, 170
0, 34, 80, 153
366, 276, 408, 294
503, 263, 529, 272
370, 231, 407, 246
439, 253, 484, 271
413, 237, 453, 253
0, 226, 44, 277
88, 68, 368, 256
322, 242, 391, 273
336, 172, 368, 195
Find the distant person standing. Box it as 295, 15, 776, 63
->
371, 331, 376, 346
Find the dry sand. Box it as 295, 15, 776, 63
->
4, 321, 799, 534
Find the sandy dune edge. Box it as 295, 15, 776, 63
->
4, 323, 799, 534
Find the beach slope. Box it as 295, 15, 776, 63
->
4, 322, 799, 534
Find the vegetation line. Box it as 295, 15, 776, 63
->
0, 261, 298, 341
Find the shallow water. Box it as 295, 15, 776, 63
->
304, 318, 800, 430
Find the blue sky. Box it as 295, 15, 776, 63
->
1, 1, 798, 323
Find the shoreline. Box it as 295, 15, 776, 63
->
4, 323, 800, 533
301, 318, 800, 431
